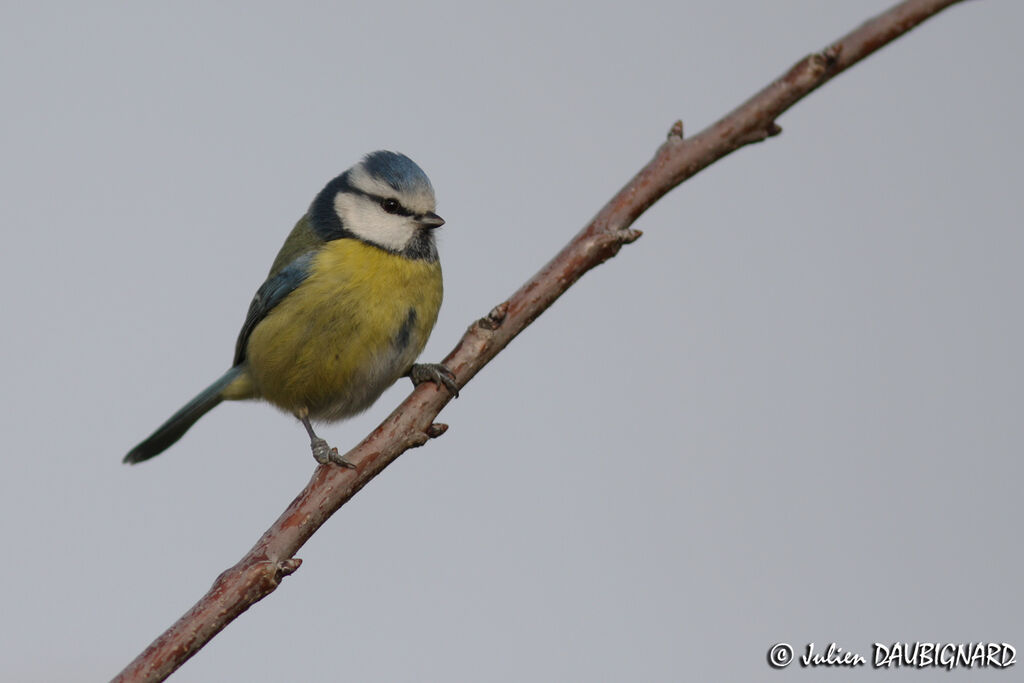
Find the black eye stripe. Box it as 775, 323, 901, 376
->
346, 186, 414, 217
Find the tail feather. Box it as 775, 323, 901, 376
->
124, 366, 245, 464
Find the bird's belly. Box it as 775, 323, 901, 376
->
243, 241, 442, 420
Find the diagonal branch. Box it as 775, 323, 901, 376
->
112, 0, 968, 680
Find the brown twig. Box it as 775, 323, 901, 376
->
112, 1, 968, 680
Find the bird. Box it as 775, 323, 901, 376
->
124, 150, 457, 467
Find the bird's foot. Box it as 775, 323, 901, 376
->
408, 363, 459, 398
300, 411, 356, 469
310, 436, 356, 469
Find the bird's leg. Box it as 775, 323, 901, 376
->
407, 363, 460, 398
297, 410, 355, 469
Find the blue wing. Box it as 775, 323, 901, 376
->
233, 252, 314, 365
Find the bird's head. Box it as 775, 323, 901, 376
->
311, 151, 443, 260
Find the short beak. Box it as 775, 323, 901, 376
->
418, 212, 445, 229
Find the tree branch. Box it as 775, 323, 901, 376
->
112, 1, 968, 680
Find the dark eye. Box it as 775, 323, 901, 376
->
380, 197, 401, 214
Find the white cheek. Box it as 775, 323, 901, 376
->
334, 194, 415, 251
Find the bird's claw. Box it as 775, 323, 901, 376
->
408, 363, 459, 398
310, 437, 356, 469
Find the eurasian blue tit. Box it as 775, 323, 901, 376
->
125, 151, 457, 467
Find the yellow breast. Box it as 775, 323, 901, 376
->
242, 239, 442, 420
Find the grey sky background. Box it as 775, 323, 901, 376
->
1, 2, 1021, 681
